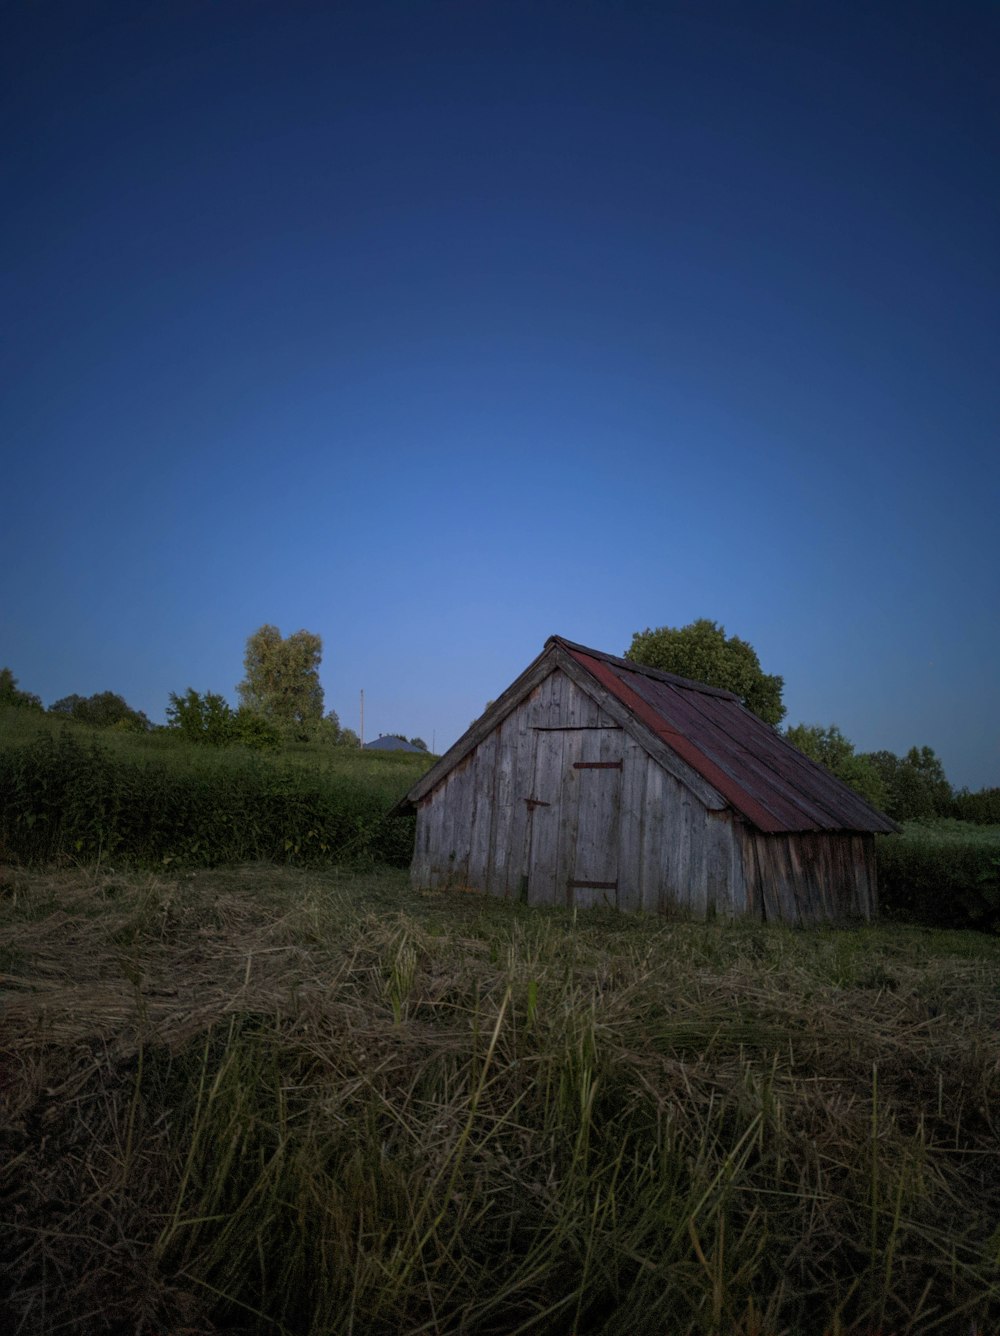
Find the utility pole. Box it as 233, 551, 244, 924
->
360, 689, 364, 748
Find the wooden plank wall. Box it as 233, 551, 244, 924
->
414, 669, 877, 925
413, 668, 620, 896
414, 670, 540, 895
632, 753, 747, 918
412, 666, 753, 918
738, 829, 877, 925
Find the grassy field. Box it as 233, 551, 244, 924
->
0, 707, 432, 868
2, 863, 998, 1335
0, 705, 433, 794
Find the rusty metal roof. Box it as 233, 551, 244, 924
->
553, 637, 899, 834
398, 636, 899, 833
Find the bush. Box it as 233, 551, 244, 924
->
0, 730, 415, 868
165, 689, 281, 751
863, 747, 953, 822
0, 667, 43, 712
953, 786, 1000, 825
877, 822, 1000, 932
49, 690, 150, 731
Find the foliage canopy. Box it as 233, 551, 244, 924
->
49, 690, 150, 731
952, 786, 1000, 825
862, 746, 953, 823
625, 619, 786, 725
0, 667, 43, 712
166, 688, 282, 751
238, 625, 324, 740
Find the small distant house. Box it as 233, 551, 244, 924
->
364, 735, 425, 753
397, 637, 899, 925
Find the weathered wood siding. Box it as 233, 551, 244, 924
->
411, 666, 751, 916
411, 666, 877, 923
412, 667, 622, 900
408, 642, 887, 925
737, 828, 877, 924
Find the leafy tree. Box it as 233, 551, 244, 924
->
626, 619, 785, 725
409, 737, 429, 752
0, 667, 43, 712
237, 625, 324, 740
49, 694, 83, 716
784, 723, 886, 809
167, 689, 237, 745
303, 709, 361, 748
231, 706, 282, 751
50, 690, 150, 731
165, 688, 281, 751
48, 693, 86, 717
323, 711, 361, 748
862, 746, 953, 822
952, 786, 1000, 825
317, 709, 353, 746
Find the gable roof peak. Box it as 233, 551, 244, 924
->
545, 635, 742, 703
396, 635, 899, 835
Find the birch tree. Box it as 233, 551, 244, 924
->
238, 625, 324, 738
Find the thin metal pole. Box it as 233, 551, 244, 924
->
360, 689, 364, 748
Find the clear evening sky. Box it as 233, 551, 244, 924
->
3, 2, 998, 788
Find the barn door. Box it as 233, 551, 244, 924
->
524, 727, 624, 907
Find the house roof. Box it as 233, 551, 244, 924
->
399, 636, 900, 834
364, 735, 425, 752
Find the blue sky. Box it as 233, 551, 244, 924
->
3, 1, 998, 787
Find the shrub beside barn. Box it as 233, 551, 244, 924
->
397, 637, 899, 925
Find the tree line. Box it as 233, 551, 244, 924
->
168, 626, 357, 751
1, 627, 428, 754
1, 667, 153, 732
3, 620, 996, 819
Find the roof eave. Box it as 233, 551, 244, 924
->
392, 642, 561, 814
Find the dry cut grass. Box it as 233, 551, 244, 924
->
1, 863, 999, 1335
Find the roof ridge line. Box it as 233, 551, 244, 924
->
546, 635, 741, 700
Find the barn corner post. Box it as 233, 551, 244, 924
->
398, 637, 898, 924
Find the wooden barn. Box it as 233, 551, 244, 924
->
398, 637, 899, 924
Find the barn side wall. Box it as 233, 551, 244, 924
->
620, 743, 747, 917
412, 667, 621, 900
411, 667, 749, 918
737, 828, 877, 925
411, 666, 879, 925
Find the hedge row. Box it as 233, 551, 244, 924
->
877, 826, 1000, 932
0, 731, 415, 868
